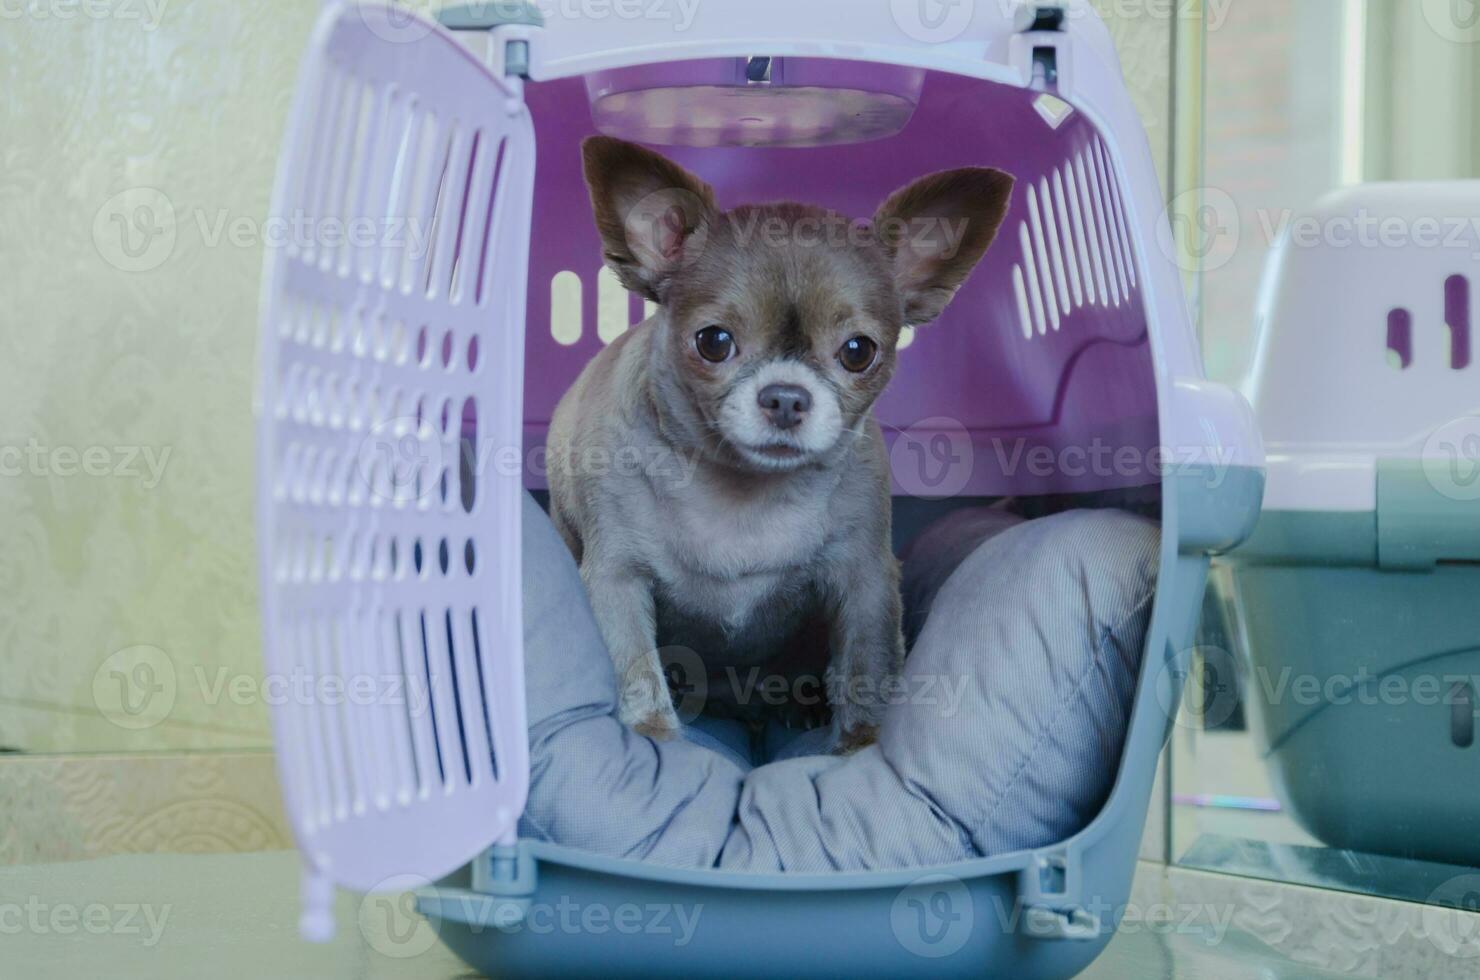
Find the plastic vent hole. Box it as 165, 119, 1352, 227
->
360, 535, 378, 582
322, 374, 342, 429
550, 269, 583, 346
389, 320, 409, 365
363, 385, 382, 433
278, 364, 301, 419
416, 611, 448, 786
421, 126, 458, 298
448, 130, 482, 303
474, 137, 508, 307
413, 538, 425, 577
461, 397, 478, 513
464, 539, 476, 575
348, 534, 366, 581
1452, 681, 1475, 749
1387, 308, 1413, 370
351, 314, 371, 358
466, 334, 480, 371
1447, 274, 1471, 370
441, 609, 474, 785
470, 608, 499, 779
441, 329, 455, 370
416, 324, 431, 367
438, 538, 450, 576
311, 309, 330, 348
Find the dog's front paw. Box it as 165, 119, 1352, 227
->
617, 655, 683, 740
632, 712, 682, 741
831, 724, 879, 755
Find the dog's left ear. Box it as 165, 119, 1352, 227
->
872, 168, 1015, 326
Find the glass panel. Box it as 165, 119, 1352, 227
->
1171, 0, 1480, 905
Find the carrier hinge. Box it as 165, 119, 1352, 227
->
416, 843, 538, 930
1017, 847, 1102, 942
439, 1, 543, 80
1015, 3, 1065, 90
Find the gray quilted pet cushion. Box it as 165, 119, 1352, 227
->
516, 492, 1159, 872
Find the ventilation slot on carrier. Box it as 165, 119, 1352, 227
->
1386, 308, 1413, 370
1447, 274, 1471, 370
1013, 138, 1137, 341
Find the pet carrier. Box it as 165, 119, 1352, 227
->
254, 1, 1264, 975
1217, 182, 1480, 866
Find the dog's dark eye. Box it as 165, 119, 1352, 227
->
838, 336, 878, 373
694, 326, 735, 363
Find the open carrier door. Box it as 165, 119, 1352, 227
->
255, 1, 534, 939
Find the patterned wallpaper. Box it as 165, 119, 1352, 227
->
0, 1, 317, 754
0, 0, 1173, 854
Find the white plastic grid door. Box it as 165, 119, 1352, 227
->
255, 1, 533, 937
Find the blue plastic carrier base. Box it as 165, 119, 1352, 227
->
1220, 505, 1480, 868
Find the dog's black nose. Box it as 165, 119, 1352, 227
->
757, 384, 812, 430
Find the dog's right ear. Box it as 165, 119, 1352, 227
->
581, 136, 717, 303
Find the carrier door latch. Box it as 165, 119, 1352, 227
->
1025, 905, 1102, 940
1017, 847, 1103, 942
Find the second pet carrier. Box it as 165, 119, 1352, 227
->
1219, 182, 1480, 866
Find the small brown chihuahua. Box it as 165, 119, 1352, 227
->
548, 136, 1013, 752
